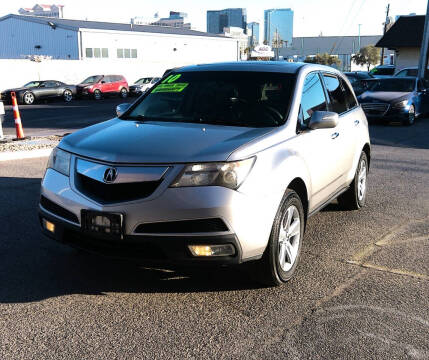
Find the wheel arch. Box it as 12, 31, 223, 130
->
287, 177, 309, 222
362, 143, 371, 170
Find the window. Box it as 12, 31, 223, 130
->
340, 78, 357, 110
86, 48, 108, 58
299, 72, 327, 127
44, 81, 58, 88
117, 48, 137, 59
125, 71, 296, 128
323, 74, 348, 114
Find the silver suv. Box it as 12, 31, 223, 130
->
39, 62, 370, 286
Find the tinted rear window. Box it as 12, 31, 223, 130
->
124, 71, 297, 127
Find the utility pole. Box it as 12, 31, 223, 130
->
380, 4, 390, 65
418, 0, 429, 80
358, 24, 362, 51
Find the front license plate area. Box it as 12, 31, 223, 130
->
82, 210, 124, 239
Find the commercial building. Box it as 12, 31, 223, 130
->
150, 11, 191, 29
376, 15, 424, 71
264, 9, 293, 47
247, 22, 260, 47
279, 35, 393, 72
224, 27, 249, 59
18, 4, 64, 18
0, 14, 237, 61
0, 14, 239, 89
207, 8, 247, 34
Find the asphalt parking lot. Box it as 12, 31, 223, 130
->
0, 111, 429, 358
1, 97, 127, 137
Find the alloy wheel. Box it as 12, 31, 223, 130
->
278, 205, 301, 272
64, 90, 73, 102
357, 159, 367, 202
24, 92, 34, 105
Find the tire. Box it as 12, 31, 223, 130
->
63, 89, 73, 102
119, 88, 128, 98
402, 104, 415, 126
254, 189, 305, 286
23, 92, 35, 105
338, 151, 368, 210
93, 89, 102, 100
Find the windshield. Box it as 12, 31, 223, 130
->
135, 78, 152, 85
124, 71, 296, 127
367, 78, 416, 92
81, 75, 102, 84
23, 81, 41, 88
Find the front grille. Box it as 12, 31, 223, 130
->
361, 103, 390, 115
76, 173, 161, 204
40, 195, 79, 224
135, 218, 229, 234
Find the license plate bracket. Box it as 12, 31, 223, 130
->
82, 210, 124, 239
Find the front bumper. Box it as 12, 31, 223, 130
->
39, 159, 277, 264
39, 207, 242, 265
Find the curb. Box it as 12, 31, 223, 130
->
0, 148, 53, 162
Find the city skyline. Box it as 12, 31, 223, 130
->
2, 0, 427, 39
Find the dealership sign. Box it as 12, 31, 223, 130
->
251, 45, 274, 58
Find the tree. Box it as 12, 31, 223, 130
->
352, 45, 380, 71
304, 53, 341, 67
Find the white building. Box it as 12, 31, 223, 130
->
0, 14, 238, 61
223, 27, 249, 60
18, 4, 64, 18
0, 14, 239, 90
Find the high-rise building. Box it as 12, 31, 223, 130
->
247, 22, 260, 47
207, 8, 247, 34
264, 9, 293, 47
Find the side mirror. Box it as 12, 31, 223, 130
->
308, 111, 339, 130
101, 80, 106, 84
116, 103, 130, 117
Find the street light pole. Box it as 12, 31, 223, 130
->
418, 0, 429, 80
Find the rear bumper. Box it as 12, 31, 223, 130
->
39, 207, 245, 266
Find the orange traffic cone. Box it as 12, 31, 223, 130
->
11, 91, 25, 140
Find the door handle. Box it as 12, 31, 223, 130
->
354, 120, 360, 126
331, 132, 339, 139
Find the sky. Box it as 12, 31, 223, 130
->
2, 0, 427, 38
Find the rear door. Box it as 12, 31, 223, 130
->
322, 73, 359, 184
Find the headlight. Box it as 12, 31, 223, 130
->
171, 158, 255, 190
47, 148, 71, 176
392, 100, 409, 108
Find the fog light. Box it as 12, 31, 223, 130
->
43, 219, 55, 233
188, 244, 235, 257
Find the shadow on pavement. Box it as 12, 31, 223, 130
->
0, 176, 262, 304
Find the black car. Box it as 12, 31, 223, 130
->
358, 77, 429, 126
344, 71, 374, 96
0, 80, 76, 105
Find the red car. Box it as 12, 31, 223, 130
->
77, 75, 129, 100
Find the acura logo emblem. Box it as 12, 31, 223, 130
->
103, 167, 118, 183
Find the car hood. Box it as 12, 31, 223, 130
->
59, 118, 273, 163
359, 91, 411, 103
2, 87, 28, 93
